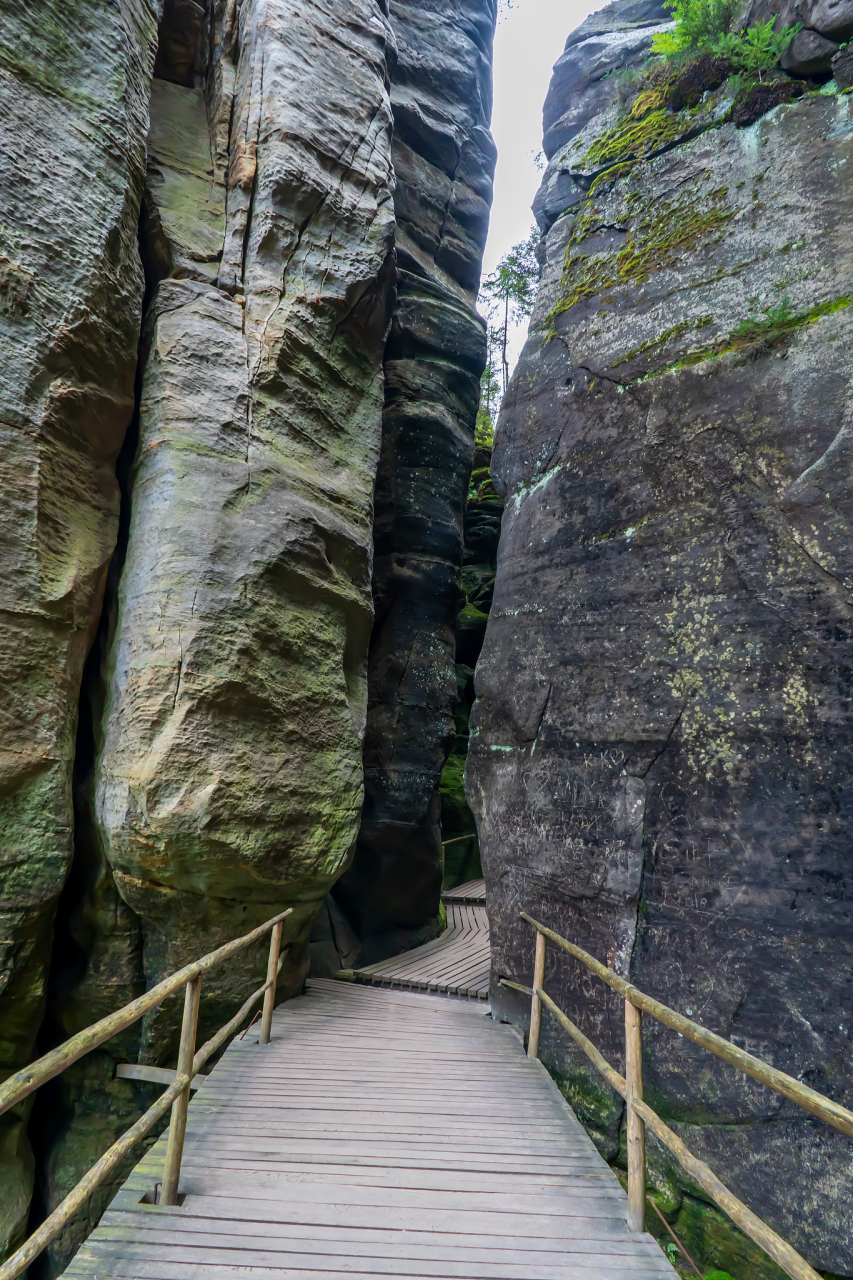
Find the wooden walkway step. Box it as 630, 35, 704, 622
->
63, 979, 676, 1280
442, 878, 486, 903
338, 881, 490, 1000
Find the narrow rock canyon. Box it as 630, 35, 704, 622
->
1, 0, 851, 1276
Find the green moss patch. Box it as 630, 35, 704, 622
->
638, 294, 852, 379
549, 183, 734, 325
583, 107, 691, 169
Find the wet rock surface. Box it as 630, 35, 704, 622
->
467, 4, 853, 1273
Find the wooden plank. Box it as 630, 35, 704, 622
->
115, 1065, 207, 1090
88, 1214, 667, 1257
61, 974, 675, 1280
69, 1258, 673, 1280
170, 1156, 614, 1183
103, 1193, 654, 1237
75, 1239, 674, 1279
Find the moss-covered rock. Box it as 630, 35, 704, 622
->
470, 4, 853, 1272
0, 0, 157, 1257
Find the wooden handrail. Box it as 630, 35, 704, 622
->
518, 913, 849, 1280
0, 908, 292, 1280
536, 988, 821, 1280
521, 912, 853, 1141
0, 907, 292, 1117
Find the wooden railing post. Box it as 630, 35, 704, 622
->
528, 929, 546, 1058
625, 997, 645, 1232
260, 920, 283, 1045
160, 975, 201, 1205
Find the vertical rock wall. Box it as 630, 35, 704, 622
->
0, 0, 156, 1257
0, 0, 497, 1268
467, 4, 853, 1274
335, 0, 496, 962
94, 0, 397, 1026
37, 1, 398, 1266
440, 449, 504, 890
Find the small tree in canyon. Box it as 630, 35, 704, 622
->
476, 328, 503, 450
479, 227, 540, 394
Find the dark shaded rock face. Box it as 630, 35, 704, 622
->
335, 0, 496, 962
0, 0, 494, 1269
440, 457, 504, 889
745, 0, 853, 75
467, 4, 853, 1274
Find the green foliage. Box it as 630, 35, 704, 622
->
476, 336, 502, 453
638, 294, 851, 381
714, 17, 801, 73
705, 1270, 737, 1280
480, 230, 540, 322
479, 228, 540, 392
728, 294, 794, 341
652, 0, 738, 55
652, 0, 799, 76
475, 407, 494, 452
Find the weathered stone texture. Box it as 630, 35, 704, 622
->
93, 0, 397, 1041
540, 0, 670, 161
439, 461, 504, 891
334, 0, 495, 962
0, 0, 156, 1256
0, 0, 497, 1262
467, 11, 853, 1272
9, 0, 398, 1266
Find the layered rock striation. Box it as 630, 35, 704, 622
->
0, 0, 495, 1269
467, 6, 853, 1275
0, 0, 156, 1255
334, 0, 495, 962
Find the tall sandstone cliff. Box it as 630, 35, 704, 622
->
467, 2, 853, 1275
335, 1, 495, 961
0, 0, 494, 1267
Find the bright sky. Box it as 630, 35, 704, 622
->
482, 0, 602, 375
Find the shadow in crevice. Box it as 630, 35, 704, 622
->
24, 199, 164, 1280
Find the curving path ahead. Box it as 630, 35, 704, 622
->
337, 880, 490, 1000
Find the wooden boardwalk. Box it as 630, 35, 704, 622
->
338, 880, 490, 1000
65, 978, 676, 1280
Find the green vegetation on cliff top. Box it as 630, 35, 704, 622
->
652, 0, 800, 77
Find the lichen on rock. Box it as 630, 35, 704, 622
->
468, 3, 853, 1274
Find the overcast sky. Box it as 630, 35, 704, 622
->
482, 0, 601, 374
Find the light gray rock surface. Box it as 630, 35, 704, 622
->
93, 0, 397, 1018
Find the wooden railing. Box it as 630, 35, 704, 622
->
501, 912, 853, 1280
0, 908, 292, 1280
